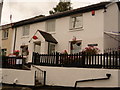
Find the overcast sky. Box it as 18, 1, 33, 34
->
1, 0, 112, 25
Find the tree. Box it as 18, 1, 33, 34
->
49, 2, 72, 14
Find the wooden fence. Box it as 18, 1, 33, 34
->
1, 56, 25, 69
32, 51, 120, 69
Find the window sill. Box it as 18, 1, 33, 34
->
69, 27, 84, 32
2, 38, 8, 40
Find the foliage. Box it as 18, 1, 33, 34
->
49, 2, 72, 14
62, 50, 68, 54
82, 46, 100, 55
13, 50, 20, 56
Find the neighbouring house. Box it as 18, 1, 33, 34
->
0, 24, 14, 56
11, 1, 120, 63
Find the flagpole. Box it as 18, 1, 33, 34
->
0, 0, 3, 24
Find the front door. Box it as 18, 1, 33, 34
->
34, 41, 41, 54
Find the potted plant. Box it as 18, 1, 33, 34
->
13, 50, 20, 56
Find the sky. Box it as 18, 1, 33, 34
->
1, 0, 113, 25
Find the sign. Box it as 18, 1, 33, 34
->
16, 59, 22, 64
88, 44, 98, 46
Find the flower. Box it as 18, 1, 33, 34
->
82, 46, 100, 55
62, 50, 68, 54
13, 50, 20, 56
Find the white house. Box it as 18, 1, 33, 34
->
12, 1, 120, 63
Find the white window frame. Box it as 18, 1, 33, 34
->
46, 19, 56, 33
70, 14, 83, 31
22, 25, 30, 36
2, 29, 9, 39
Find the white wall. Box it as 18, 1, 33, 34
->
54, 9, 104, 53
104, 3, 119, 50
34, 66, 119, 87
15, 22, 46, 62
2, 69, 35, 86
15, 8, 109, 62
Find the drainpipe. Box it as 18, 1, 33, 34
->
74, 73, 111, 88
13, 27, 17, 51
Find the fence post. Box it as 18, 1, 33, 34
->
115, 51, 118, 69
56, 52, 59, 65
43, 71, 46, 86
82, 52, 85, 67
32, 52, 35, 64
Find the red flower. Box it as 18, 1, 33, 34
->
83, 46, 100, 54
13, 50, 20, 56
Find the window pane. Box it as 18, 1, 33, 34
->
70, 41, 82, 54
46, 20, 55, 32
20, 45, 29, 56
48, 43, 55, 54
22, 25, 30, 36
70, 14, 83, 29
2, 29, 9, 39
75, 16, 82, 28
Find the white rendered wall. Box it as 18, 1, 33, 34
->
53, 9, 104, 53
15, 22, 46, 62
33, 66, 120, 87
16, 9, 107, 62
2, 69, 35, 86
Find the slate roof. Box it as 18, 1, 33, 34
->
38, 30, 58, 44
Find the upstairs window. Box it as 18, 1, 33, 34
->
2, 29, 9, 39
70, 14, 83, 30
46, 19, 55, 32
22, 25, 30, 36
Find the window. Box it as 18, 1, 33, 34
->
20, 45, 29, 56
70, 14, 83, 30
46, 19, 55, 32
22, 25, 30, 36
2, 49, 7, 56
2, 29, 9, 39
48, 43, 55, 54
70, 40, 82, 54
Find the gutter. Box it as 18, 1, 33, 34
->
74, 73, 111, 88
